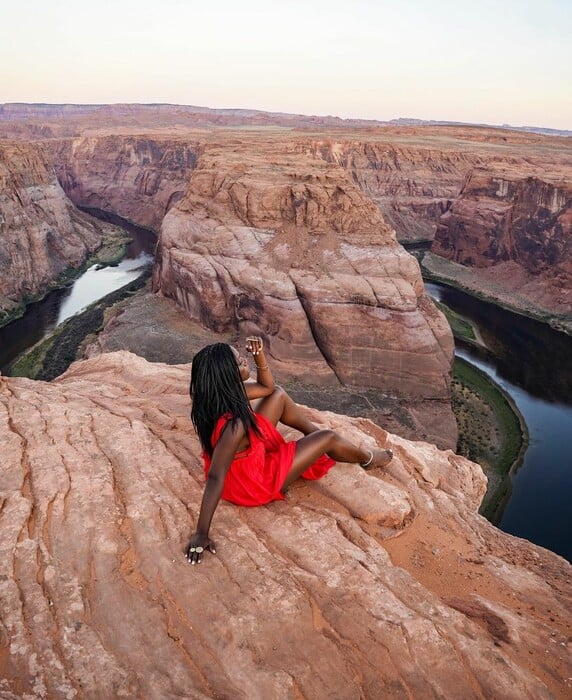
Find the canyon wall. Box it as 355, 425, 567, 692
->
52, 136, 201, 231
151, 139, 455, 403
0, 351, 569, 698
300, 130, 572, 249
0, 142, 104, 322
303, 138, 486, 241
432, 169, 572, 315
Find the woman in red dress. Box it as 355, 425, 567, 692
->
186, 336, 393, 565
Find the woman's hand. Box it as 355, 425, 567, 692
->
245, 336, 264, 357
244, 335, 274, 398
186, 532, 216, 565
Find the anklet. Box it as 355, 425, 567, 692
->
360, 450, 374, 468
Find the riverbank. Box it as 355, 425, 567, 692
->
0, 223, 131, 330
428, 283, 529, 518
451, 356, 528, 519
8, 270, 151, 380
420, 251, 572, 335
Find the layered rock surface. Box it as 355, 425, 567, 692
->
432, 168, 572, 317
151, 139, 454, 403
0, 142, 104, 320
299, 129, 572, 248
302, 137, 487, 242
53, 136, 201, 231
0, 352, 570, 699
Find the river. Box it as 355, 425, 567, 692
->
426, 282, 572, 563
0, 219, 155, 374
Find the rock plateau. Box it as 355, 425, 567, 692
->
0, 352, 570, 699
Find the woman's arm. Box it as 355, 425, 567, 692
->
186, 420, 245, 565
244, 336, 275, 400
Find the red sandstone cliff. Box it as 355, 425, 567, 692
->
432, 168, 572, 316
0, 142, 104, 321
301, 138, 487, 242
151, 140, 455, 407
1, 131, 457, 442
0, 351, 569, 698
52, 136, 201, 231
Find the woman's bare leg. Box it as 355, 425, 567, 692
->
252, 386, 318, 435
252, 387, 393, 490
281, 430, 393, 489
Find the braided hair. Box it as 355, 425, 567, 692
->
190, 343, 260, 457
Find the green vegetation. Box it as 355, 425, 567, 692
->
451, 356, 527, 519
0, 298, 25, 327
433, 299, 476, 342
9, 270, 151, 381
92, 228, 131, 266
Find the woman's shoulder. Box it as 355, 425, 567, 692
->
212, 412, 233, 438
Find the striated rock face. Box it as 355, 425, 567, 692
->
302, 138, 487, 242
432, 169, 572, 315
52, 136, 201, 231
0, 352, 570, 699
0, 142, 104, 319
152, 140, 455, 402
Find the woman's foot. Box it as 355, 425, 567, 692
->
360, 447, 393, 470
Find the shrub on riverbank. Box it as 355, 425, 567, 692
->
433, 300, 476, 342
451, 357, 527, 519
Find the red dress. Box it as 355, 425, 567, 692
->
202, 413, 336, 506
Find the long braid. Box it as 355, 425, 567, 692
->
190, 343, 259, 456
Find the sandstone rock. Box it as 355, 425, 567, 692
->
85, 290, 458, 450
152, 141, 455, 404
52, 136, 201, 231
0, 142, 104, 318
302, 138, 485, 242
0, 351, 569, 698
432, 168, 572, 317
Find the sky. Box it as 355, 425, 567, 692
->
1, 0, 571, 130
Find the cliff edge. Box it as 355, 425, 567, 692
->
1, 351, 569, 699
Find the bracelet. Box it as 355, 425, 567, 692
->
256, 364, 269, 371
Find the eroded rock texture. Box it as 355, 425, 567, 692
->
432, 169, 572, 316
302, 138, 486, 242
0, 352, 570, 699
53, 136, 201, 231
152, 139, 454, 402
0, 143, 104, 318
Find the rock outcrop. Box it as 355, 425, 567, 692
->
432, 169, 572, 316
53, 136, 201, 231
151, 140, 455, 404
0, 142, 104, 321
0, 351, 570, 698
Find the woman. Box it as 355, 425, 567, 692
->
186, 336, 393, 565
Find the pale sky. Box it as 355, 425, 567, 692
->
2, 0, 571, 129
